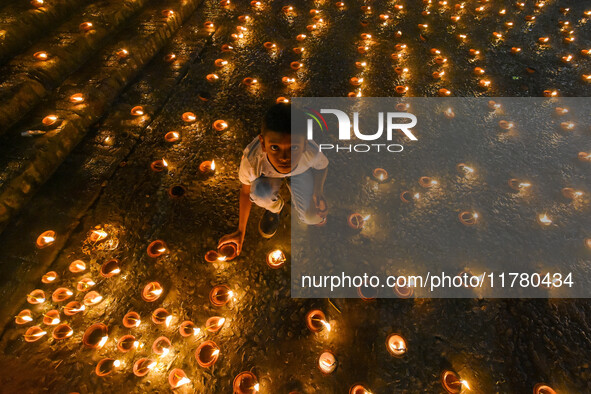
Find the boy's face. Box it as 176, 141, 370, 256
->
259, 130, 306, 174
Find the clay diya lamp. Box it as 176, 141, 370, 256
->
79, 22, 94, 33
386, 334, 407, 357
318, 351, 337, 374
199, 160, 216, 174
419, 176, 438, 188
456, 163, 474, 175
63, 301, 85, 316
100, 259, 121, 277
209, 285, 234, 306
77, 278, 96, 292
52, 324, 73, 340
306, 310, 331, 332
347, 213, 368, 229
41, 271, 58, 283
133, 358, 157, 377
205, 316, 226, 333
27, 289, 46, 304
69, 259, 86, 273
164, 131, 180, 142
123, 311, 141, 328
276, 97, 289, 104
52, 288, 73, 302
242, 77, 258, 87
152, 336, 172, 356
117, 335, 138, 352
400, 191, 420, 203
83, 323, 108, 348
16, 309, 33, 325
458, 211, 479, 226
147, 240, 167, 258
393, 283, 414, 298
83, 291, 103, 306
130, 106, 145, 116
296, 34, 307, 41
150, 158, 168, 172
195, 340, 220, 367
33, 51, 49, 60
561, 187, 583, 200
36, 230, 55, 249
266, 249, 286, 269
69, 93, 85, 103
142, 282, 163, 302
534, 384, 556, 394
263, 42, 276, 50
43, 310, 60, 325
168, 185, 186, 198
42, 115, 59, 126
372, 168, 388, 182
116, 48, 129, 58
182, 112, 196, 122
508, 179, 531, 191
213, 120, 228, 131
438, 88, 452, 97
233, 371, 259, 394
152, 308, 172, 326
95, 358, 120, 377
179, 321, 202, 337
214, 59, 228, 67
24, 326, 47, 342
349, 385, 371, 394
578, 152, 591, 162
357, 285, 378, 301
169, 369, 191, 388
441, 370, 469, 393
218, 242, 237, 260
205, 250, 225, 262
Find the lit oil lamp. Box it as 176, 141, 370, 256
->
318, 351, 337, 374
63, 301, 85, 316
164, 53, 177, 63
441, 370, 469, 394
116, 48, 129, 59
560, 122, 575, 131
451, 15, 460, 22
419, 176, 438, 188
179, 321, 202, 338
293, 47, 305, 54
585, 238, 591, 249
386, 333, 407, 357
206, 316, 226, 333
282, 5, 294, 13
182, 112, 196, 122
533, 384, 556, 394
205, 250, 224, 263
152, 308, 172, 326
24, 326, 47, 342
206, 73, 219, 82
394, 67, 408, 75
100, 259, 120, 278
43, 310, 60, 325
336, 2, 345, 8
147, 240, 167, 258
95, 358, 121, 377
89, 228, 108, 242
458, 211, 479, 226
242, 77, 258, 86
69, 259, 86, 273
348, 213, 369, 230
266, 249, 286, 269
543, 89, 558, 97
583, 74, 591, 82
221, 44, 233, 52
233, 371, 259, 394
456, 163, 474, 176
150, 158, 168, 172
52, 287, 73, 302
578, 152, 591, 162
199, 160, 216, 174
82, 323, 108, 348
306, 310, 331, 332
52, 323, 73, 340
508, 179, 531, 191
33, 51, 49, 61
41, 271, 57, 283
214, 59, 228, 67
479, 80, 491, 88
30, 0, 44, 8
209, 285, 235, 307
41, 114, 59, 126
505, 22, 515, 28
83, 291, 103, 306
142, 282, 163, 302
282, 76, 296, 85
27, 289, 45, 304
36, 230, 55, 249
582, 49, 591, 56
394, 4, 404, 10
438, 88, 452, 96
395, 86, 409, 95
432, 71, 445, 79
537, 213, 552, 226
561, 54, 573, 64
473, 67, 485, 75
306, 24, 318, 31
161, 9, 175, 18
169, 369, 191, 388
16, 309, 33, 325
152, 336, 172, 356
349, 384, 371, 394
561, 188, 583, 200
79, 22, 94, 33
123, 311, 141, 328
394, 282, 414, 298
116, 335, 138, 353
400, 191, 420, 203
469, 49, 480, 57
69, 93, 84, 103
196, 340, 220, 367
133, 358, 157, 377
213, 120, 228, 131
204, 21, 215, 29
498, 120, 514, 130
443, 108, 455, 119
164, 131, 180, 142
130, 106, 144, 116
350, 77, 363, 86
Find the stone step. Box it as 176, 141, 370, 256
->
0, 0, 209, 234
0, 0, 89, 66
0, 0, 152, 133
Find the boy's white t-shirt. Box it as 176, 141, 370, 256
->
238, 136, 329, 185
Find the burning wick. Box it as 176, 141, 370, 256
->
150, 158, 168, 172
41, 271, 57, 283
306, 310, 331, 332
30, 0, 44, 8
24, 326, 47, 342
130, 106, 144, 116
100, 259, 121, 278
213, 120, 228, 131
164, 131, 180, 142
82, 323, 108, 348
419, 176, 438, 188
89, 229, 108, 242
386, 334, 407, 357
372, 168, 388, 182
441, 370, 469, 393
33, 51, 49, 61
199, 160, 216, 173
142, 282, 164, 302
458, 211, 479, 226
16, 310, 33, 325
179, 321, 202, 337
318, 352, 337, 374
69, 259, 86, 273
151, 308, 171, 326
36, 230, 55, 249
42, 115, 59, 126
350, 385, 372, 394
123, 312, 141, 328
147, 240, 167, 258
182, 112, 196, 122
133, 358, 157, 377
79, 22, 94, 32
43, 310, 61, 325
27, 289, 45, 304
83, 291, 103, 306
561, 188, 583, 200
537, 213, 552, 226
209, 285, 235, 306
95, 359, 121, 377
69, 93, 84, 103
63, 301, 85, 316
195, 341, 220, 368
266, 249, 286, 269
152, 336, 172, 356
233, 371, 260, 394
205, 316, 226, 332
400, 191, 420, 203
169, 369, 190, 388
348, 213, 369, 229
51, 287, 74, 302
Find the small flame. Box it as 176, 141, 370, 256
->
147, 362, 157, 370
165, 315, 172, 327
211, 160, 215, 171
161, 347, 170, 357
110, 268, 121, 274
217, 255, 227, 261
133, 341, 139, 348
460, 380, 470, 390
113, 360, 121, 368
135, 319, 141, 327
98, 336, 108, 348
42, 236, 55, 243
212, 349, 220, 357
539, 214, 552, 224
22, 315, 33, 322
162, 159, 168, 167
172, 132, 179, 138
157, 247, 166, 253
519, 182, 531, 189
254, 383, 260, 392
413, 193, 420, 199
51, 318, 60, 325
322, 320, 331, 332
193, 327, 202, 336
176, 377, 191, 387
46, 275, 56, 282
362, 214, 371, 221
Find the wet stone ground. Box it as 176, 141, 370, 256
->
0, 0, 590, 393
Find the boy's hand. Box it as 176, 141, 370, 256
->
218, 230, 244, 256
313, 193, 328, 219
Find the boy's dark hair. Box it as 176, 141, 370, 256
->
262, 102, 307, 137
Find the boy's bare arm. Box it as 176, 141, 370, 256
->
312, 167, 328, 217
218, 183, 252, 254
